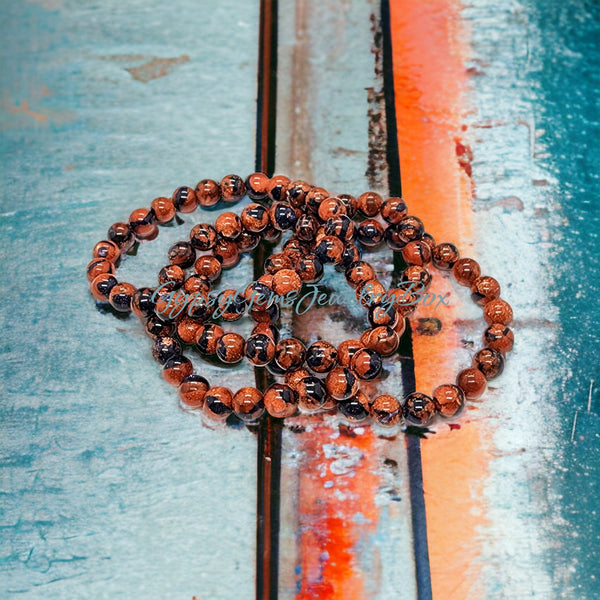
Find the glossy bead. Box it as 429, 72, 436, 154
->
158, 265, 185, 290
337, 339, 363, 367
325, 366, 359, 400
272, 269, 302, 297
233, 387, 264, 421
297, 254, 324, 283
285, 368, 311, 390
184, 275, 210, 295
266, 359, 287, 376
318, 197, 346, 221
241, 203, 269, 232
368, 303, 398, 328
263, 383, 298, 418
195, 179, 221, 207
296, 376, 328, 413
402, 240, 432, 266
129, 208, 157, 240
314, 235, 344, 265
483, 298, 513, 325
432, 242, 460, 270
389, 288, 419, 317
220, 174, 246, 203
216, 332, 245, 363
338, 390, 371, 422
287, 180, 312, 208
92, 239, 120, 263
168, 241, 195, 268
203, 386, 234, 420
107, 282, 135, 312
90, 273, 118, 302
154, 289, 187, 321
236, 230, 260, 253
456, 368, 487, 400
338, 193, 357, 217
356, 219, 384, 247
262, 224, 282, 243
162, 355, 193, 386
356, 279, 386, 307
324, 215, 354, 243
172, 186, 197, 213
483, 323, 514, 354
194, 323, 224, 355
269, 202, 298, 230
215, 289, 246, 321
213, 239, 239, 268
251, 322, 280, 343
452, 257, 481, 286
244, 281, 272, 307
386, 216, 424, 248
432, 384, 465, 418
250, 302, 280, 324
107, 222, 135, 252
371, 394, 402, 426
295, 214, 320, 242
151, 197, 176, 224
176, 316, 203, 344
381, 197, 408, 224
194, 255, 222, 282
473, 347, 505, 379
178, 374, 209, 409
245, 172, 270, 200
283, 237, 307, 261
131, 287, 156, 318
401, 265, 432, 290
351, 348, 382, 380
215, 212, 242, 240
471, 276, 501, 306
190, 223, 217, 251
274, 338, 306, 371
305, 187, 329, 213
152, 335, 182, 364
357, 191, 383, 217
145, 316, 174, 338
264, 252, 293, 274
403, 392, 436, 426
306, 340, 338, 373
361, 326, 399, 356
267, 175, 291, 202
87, 258, 114, 282
186, 292, 211, 322
341, 244, 361, 268
245, 333, 276, 366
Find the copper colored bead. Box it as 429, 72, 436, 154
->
215, 289, 246, 321
152, 335, 182, 364
452, 257, 481, 286
432, 384, 465, 418
403, 392, 436, 426
183, 276, 210, 296
296, 376, 328, 413
305, 187, 329, 213
324, 215, 355, 243
90, 273, 118, 302
245, 172, 270, 200
272, 269, 302, 297
285, 368, 311, 391
297, 254, 323, 283
325, 366, 359, 401
401, 265, 432, 289
262, 224, 282, 243
381, 197, 408, 224
168, 241, 196, 268
131, 287, 156, 318
368, 302, 398, 328
402, 240, 432, 266
244, 281, 272, 307
341, 243, 361, 268
194, 255, 222, 282
176, 316, 203, 345
356, 219, 385, 247
108, 282, 136, 312
220, 174, 246, 203
471, 276, 501, 306
158, 265, 185, 290
432, 242, 460, 270
483, 323, 514, 354
389, 288, 419, 317
236, 230, 260, 253
314, 235, 345, 265
232, 387, 264, 421
145, 316, 174, 338
318, 197, 347, 221
129, 208, 157, 240
393, 315, 407, 337
216, 332, 245, 364
251, 322, 280, 343
338, 390, 371, 422
361, 326, 399, 356
151, 197, 176, 224
483, 298, 513, 325
357, 191, 383, 217
107, 222, 135, 252
263, 383, 298, 418
215, 212, 242, 240
345, 260, 375, 288
295, 214, 320, 242
338, 193, 358, 218
337, 339, 363, 367
386, 216, 424, 249
172, 186, 197, 213
456, 368, 487, 400
264, 252, 293, 274
371, 394, 402, 427
274, 338, 306, 371
267, 175, 291, 202
195, 179, 221, 207
241, 203, 270, 232
87, 258, 114, 282
351, 348, 383, 380
473, 347, 505, 379
356, 279, 386, 307
190, 223, 218, 251
214, 239, 239, 268
154, 290, 187, 321
269, 202, 299, 231
244, 333, 276, 366
421, 233, 437, 252
92, 239, 120, 263
178, 374, 209, 409
162, 355, 193, 386
306, 340, 338, 373
203, 386, 234, 420
195, 323, 224, 355
287, 180, 312, 208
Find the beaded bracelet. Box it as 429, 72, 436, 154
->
87, 173, 514, 430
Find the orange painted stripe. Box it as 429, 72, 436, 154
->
390, 1, 492, 599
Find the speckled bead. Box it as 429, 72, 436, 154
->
216, 332, 245, 363
483, 298, 513, 325
190, 223, 217, 251
318, 197, 346, 221
323, 215, 354, 243
314, 235, 345, 265
195, 179, 221, 208
305, 187, 329, 214
402, 240, 432, 266
272, 269, 302, 297
263, 383, 298, 418
92, 239, 121, 263
220, 174, 246, 203
452, 257, 481, 286
267, 175, 291, 202
287, 180, 312, 208
432, 384, 465, 418
194, 255, 222, 282
236, 230, 260, 253
285, 368, 311, 391
183, 276, 210, 296
340, 244, 361, 268
274, 338, 306, 371
194, 323, 224, 355
336, 339, 363, 367
145, 316, 175, 338
282, 237, 307, 261
357, 191, 383, 217
152, 335, 182, 364
269, 202, 298, 231
473, 347, 505, 379
107, 222, 135, 252
401, 265, 432, 290
297, 254, 323, 283
168, 241, 196, 268
338, 390, 371, 422
249, 302, 280, 324
172, 186, 197, 213
215, 212, 242, 240
432, 242, 460, 270
294, 214, 319, 242
251, 322, 280, 343
343, 261, 374, 288
108, 282, 136, 312
203, 386, 234, 420
296, 376, 328, 413
154, 289, 186, 321
178, 374, 209, 409
129, 208, 158, 240
483, 323, 514, 354
325, 366, 359, 401
471, 276, 501, 306
386, 216, 424, 249
403, 392, 436, 426
158, 265, 185, 290
131, 287, 156, 318
216, 289, 246, 321
351, 348, 382, 380
421, 233, 437, 253
456, 368, 487, 400
264, 252, 293, 274
381, 197, 408, 224
371, 394, 402, 426
176, 316, 203, 345
151, 197, 176, 224
232, 387, 264, 422
361, 326, 399, 356
356, 279, 386, 307
87, 258, 115, 282
213, 239, 240, 268
245, 172, 270, 200
90, 273, 118, 302
245, 333, 276, 366
162, 355, 193, 386
241, 203, 270, 232
356, 219, 385, 247
368, 303, 398, 328
305, 340, 338, 373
